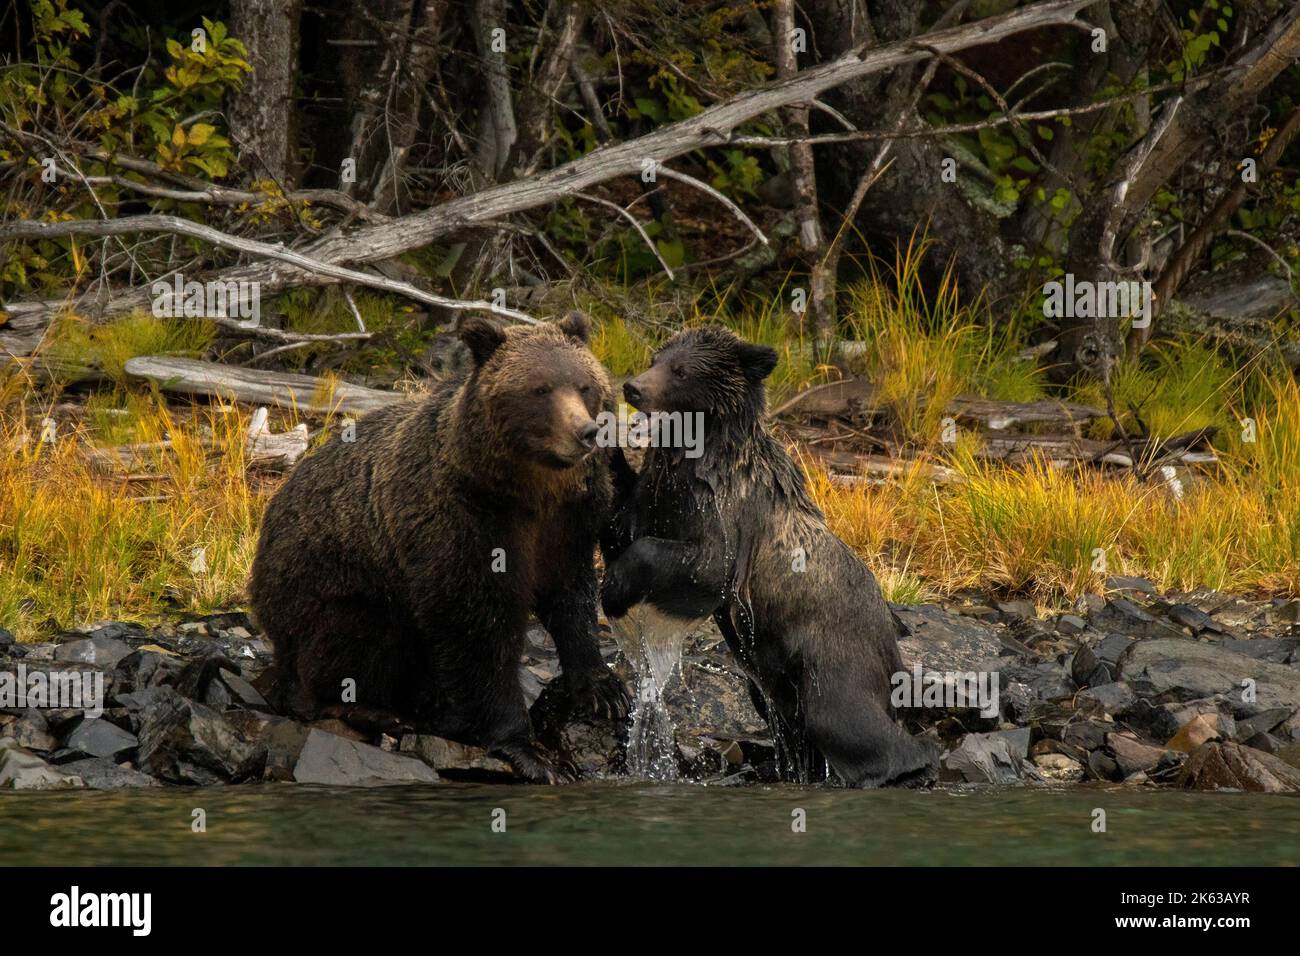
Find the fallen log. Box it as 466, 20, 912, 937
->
947, 395, 1105, 431
805, 446, 962, 484
123, 356, 404, 416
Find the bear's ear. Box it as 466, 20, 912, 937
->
460, 317, 506, 366
556, 310, 591, 343
738, 343, 779, 383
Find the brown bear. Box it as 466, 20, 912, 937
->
249, 312, 629, 783
601, 325, 937, 788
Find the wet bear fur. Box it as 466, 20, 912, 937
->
602, 325, 937, 788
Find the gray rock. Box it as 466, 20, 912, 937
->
1056, 614, 1087, 635
9, 710, 57, 751
990, 727, 1032, 760
943, 732, 1028, 785
1070, 644, 1111, 688
1107, 732, 1178, 777
1105, 576, 1157, 596
218, 671, 269, 710
1077, 681, 1137, 716
1086, 749, 1122, 781
1120, 638, 1300, 713
63, 718, 138, 760
0, 743, 85, 790
1166, 604, 1219, 634
54, 635, 133, 668
135, 687, 265, 784
1274, 599, 1300, 625
1218, 638, 1298, 665
666, 659, 766, 738
223, 711, 309, 782
1094, 633, 1136, 665
114, 649, 182, 694
58, 757, 159, 789
995, 600, 1036, 623
1059, 717, 1114, 752
1234, 708, 1294, 741
1090, 598, 1182, 639
291, 728, 439, 786
893, 604, 1003, 674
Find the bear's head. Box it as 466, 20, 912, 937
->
458, 310, 612, 470
623, 325, 778, 418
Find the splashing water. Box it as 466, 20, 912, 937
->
609, 604, 700, 781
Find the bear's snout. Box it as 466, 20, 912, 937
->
623, 380, 643, 406
576, 420, 599, 450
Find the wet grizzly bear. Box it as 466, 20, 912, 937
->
250, 312, 629, 783
601, 326, 937, 788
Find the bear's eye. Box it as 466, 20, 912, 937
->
534, 384, 552, 396
672, 365, 688, 380
579, 383, 592, 395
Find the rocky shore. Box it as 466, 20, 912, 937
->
2, 579, 1299, 792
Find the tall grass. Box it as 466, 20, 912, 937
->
2, 261, 1296, 641
44, 312, 214, 385
842, 238, 1045, 444
807, 366, 1300, 602
0, 399, 266, 640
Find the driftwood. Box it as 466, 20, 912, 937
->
123, 356, 403, 416
775, 374, 1219, 481
806, 446, 962, 484
947, 395, 1105, 431
245, 407, 310, 470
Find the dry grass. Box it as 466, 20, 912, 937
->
808, 373, 1300, 605
0, 397, 269, 640
2, 278, 1296, 640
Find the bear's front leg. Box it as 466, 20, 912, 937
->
415, 607, 573, 784
600, 535, 729, 621
537, 577, 630, 722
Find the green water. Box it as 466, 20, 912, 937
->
4, 783, 1299, 865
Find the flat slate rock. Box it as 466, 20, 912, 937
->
892, 605, 1003, 674
64, 718, 138, 760
292, 729, 440, 786
58, 757, 159, 789
54, 635, 133, 668
1120, 638, 1300, 713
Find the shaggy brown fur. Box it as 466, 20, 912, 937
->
250, 313, 629, 783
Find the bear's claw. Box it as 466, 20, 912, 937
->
567, 667, 631, 721
495, 741, 575, 784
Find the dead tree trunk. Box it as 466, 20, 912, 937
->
228, 0, 303, 186
774, 0, 832, 344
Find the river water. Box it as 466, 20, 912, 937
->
4, 783, 1298, 866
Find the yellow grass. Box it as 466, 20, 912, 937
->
0, 398, 267, 640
